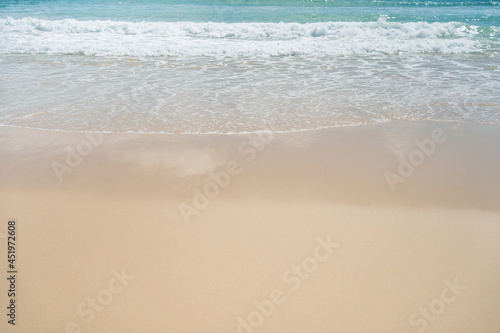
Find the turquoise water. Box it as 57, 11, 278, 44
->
0, 0, 499, 133
1, 0, 499, 24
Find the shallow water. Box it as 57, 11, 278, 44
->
1, 0, 499, 134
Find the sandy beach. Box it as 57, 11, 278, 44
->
1, 120, 499, 332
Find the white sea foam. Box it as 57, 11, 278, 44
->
1, 16, 498, 134
0, 17, 484, 56
1, 52, 498, 134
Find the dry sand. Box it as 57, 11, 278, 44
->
0, 120, 499, 332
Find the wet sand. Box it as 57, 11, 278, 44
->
0, 120, 499, 332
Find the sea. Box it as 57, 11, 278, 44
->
0, 0, 499, 134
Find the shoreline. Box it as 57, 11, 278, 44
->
0, 118, 491, 136
1, 120, 499, 211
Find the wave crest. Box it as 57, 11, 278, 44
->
0, 17, 486, 56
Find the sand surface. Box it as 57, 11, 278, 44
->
0, 121, 499, 332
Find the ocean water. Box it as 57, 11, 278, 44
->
0, 0, 499, 134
